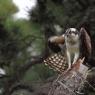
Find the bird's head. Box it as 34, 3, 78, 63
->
65, 28, 80, 43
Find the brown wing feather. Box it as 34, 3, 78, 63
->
80, 27, 92, 60
43, 53, 68, 73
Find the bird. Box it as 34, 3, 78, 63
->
44, 27, 92, 73
64, 28, 80, 70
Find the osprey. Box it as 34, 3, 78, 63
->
64, 28, 80, 70
46, 27, 92, 71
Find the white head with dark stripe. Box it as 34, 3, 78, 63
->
65, 28, 80, 43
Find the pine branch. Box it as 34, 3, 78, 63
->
2, 45, 49, 95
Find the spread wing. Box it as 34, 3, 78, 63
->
48, 41, 61, 53
80, 27, 92, 60
43, 52, 68, 73
48, 36, 65, 53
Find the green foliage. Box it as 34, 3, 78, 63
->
46, 0, 64, 25
0, 0, 17, 19
0, 1, 55, 88
23, 64, 56, 83
0, 0, 46, 81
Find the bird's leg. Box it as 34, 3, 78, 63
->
66, 51, 72, 70
72, 52, 79, 65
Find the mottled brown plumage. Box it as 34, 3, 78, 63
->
43, 52, 68, 73
80, 27, 92, 60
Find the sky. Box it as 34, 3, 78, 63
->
12, 0, 37, 20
